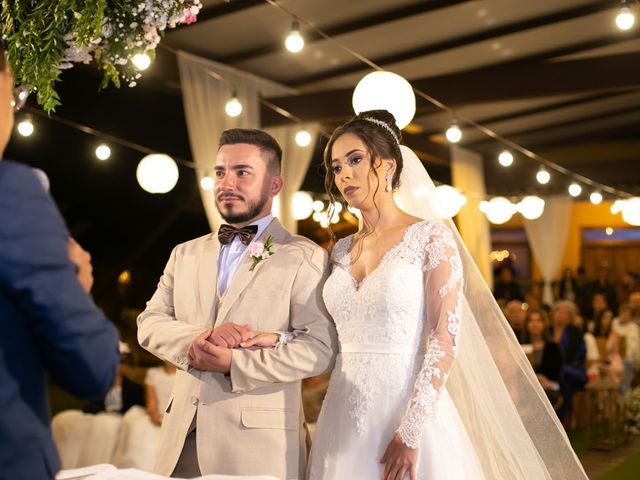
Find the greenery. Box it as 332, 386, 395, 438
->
1, 0, 200, 112
625, 386, 640, 434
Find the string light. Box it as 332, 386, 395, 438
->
95, 144, 111, 161
295, 129, 312, 147
131, 53, 151, 70
616, 1, 636, 30
225, 88, 242, 117
568, 183, 582, 197
285, 19, 304, 53
536, 168, 550, 185
445, 120, 462, 143
498, 150, 513, 167
590, 191, 603, 205
17, 115, 34, 137
200, 175, 214, 190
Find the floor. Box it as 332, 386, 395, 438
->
579, 434, 640, 478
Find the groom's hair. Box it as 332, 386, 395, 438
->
0, 40, 6, 71
219, 128, 282, 175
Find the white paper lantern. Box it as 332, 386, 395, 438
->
292, 191, 314, 220
621, 197, 640, 226
484, 196, 516, 224
435, 184, 467, 217
518, 195, 545, 220
352, 71, 416, 129
136, 154, 179, 194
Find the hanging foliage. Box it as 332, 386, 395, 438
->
0, 0, 201, 112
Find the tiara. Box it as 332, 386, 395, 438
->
363, 117, 400, 145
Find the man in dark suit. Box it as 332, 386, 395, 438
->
0, 41, 120, 479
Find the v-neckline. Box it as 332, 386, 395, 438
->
345, 221, 424, 290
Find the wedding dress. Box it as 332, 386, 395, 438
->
309, 220, 485, 479
308, 145, 587, 480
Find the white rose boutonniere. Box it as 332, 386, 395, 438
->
249, 236, 274, 271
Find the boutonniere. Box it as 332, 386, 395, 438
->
248, 236, 274, 271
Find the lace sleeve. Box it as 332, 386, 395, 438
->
397, 222, 463, 448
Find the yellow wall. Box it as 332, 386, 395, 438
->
494, 200, 628, 281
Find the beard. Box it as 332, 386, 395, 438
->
216, 184, 270, 224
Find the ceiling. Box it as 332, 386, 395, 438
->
154, 0, 640, 196
5, 0, 640, 309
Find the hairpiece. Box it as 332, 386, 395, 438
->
362, 117, 400, 145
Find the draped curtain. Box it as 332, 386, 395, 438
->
177, 50, 317, 233
524, 196, 573, 305
450, 145, 493, 288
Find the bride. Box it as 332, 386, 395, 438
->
305, 110, 587, 479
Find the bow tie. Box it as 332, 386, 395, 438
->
217, 224, 258, 246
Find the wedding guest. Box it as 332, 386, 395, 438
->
493, 265, 524, 302
550, 301, 587, 421
612, 303, 640, 393
523, 310, 563, 408
0, 40, 119, 479
505, 300, 527, 344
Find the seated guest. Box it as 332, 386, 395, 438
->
505, 300, 527, 344
549, 300, 587, 422
51, 349, 145, 469
112, 361, 176, 471
523, 310, 563, 409
612, 303, 640, 393
493, 265, 524, 302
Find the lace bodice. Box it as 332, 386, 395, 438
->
323, 220, 463, 448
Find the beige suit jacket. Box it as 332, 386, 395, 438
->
137, 219, 337, 479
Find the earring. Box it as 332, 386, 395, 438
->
385, 173, 393, 192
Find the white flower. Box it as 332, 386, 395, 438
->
249, 242, 265, 256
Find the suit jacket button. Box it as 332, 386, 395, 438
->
191, 396, 198, 406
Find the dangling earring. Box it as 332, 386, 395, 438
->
385, 173, 393, 192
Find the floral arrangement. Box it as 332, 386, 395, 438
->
0, 0, 201, 112
625, 386, 640, 434
249, 236, 275, 272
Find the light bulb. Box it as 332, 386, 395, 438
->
225, 94, 242, 117
295, 129, 311, 147
590, 191, 603, 204
132, 53, 151, 70
568, 183, 582, 197
445, 122, 462, 143
200, 176, 214, 190
311, 200, 324, 212
285, 20, 304, 53
536, 168, 550, 184
17, 117, 34, 137
95, 144, 111, 161
498, 150, 513, 167
616, 6, 635, 30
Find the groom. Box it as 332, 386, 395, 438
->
137, 128, 336, 479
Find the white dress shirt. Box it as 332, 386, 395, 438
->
217, 214, 273, 295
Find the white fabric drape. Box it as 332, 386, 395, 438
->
524, 195, 573, 305
177, 51, 307, 232
450, 145, 493, 288
266, 125, 319, 233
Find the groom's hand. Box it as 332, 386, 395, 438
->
188, 331, 233, 373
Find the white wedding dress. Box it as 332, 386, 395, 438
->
309, 220, 485, 480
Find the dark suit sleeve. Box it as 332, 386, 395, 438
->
0, 163, 119, 399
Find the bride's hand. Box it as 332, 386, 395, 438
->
240, 332, 279, 349
380, 433, 417, 480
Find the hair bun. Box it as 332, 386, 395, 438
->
358, 109, 402, 144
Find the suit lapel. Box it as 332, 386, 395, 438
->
198, 234, 220, 326
215, 218, 287, 327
